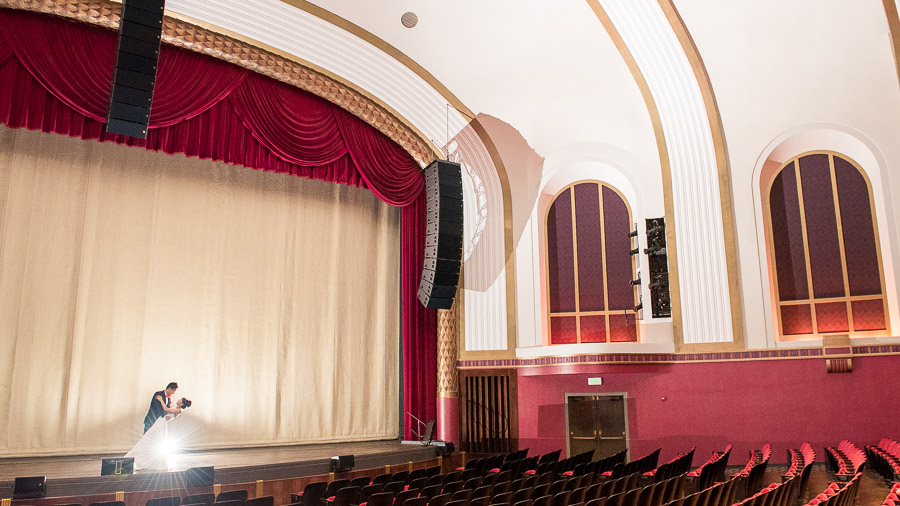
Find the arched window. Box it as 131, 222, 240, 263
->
546, 181, 637, 344
766, 152, 889, 339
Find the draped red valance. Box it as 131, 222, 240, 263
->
0, 7, 436, 436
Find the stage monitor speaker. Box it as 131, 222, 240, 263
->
185, 466, 214, 487
13, 476, 47, 499
418, 160, 463, 309
105, 0, 165, 138
329, 455, 355, 473
434, 441, 455, 456
101, 457, 135, 476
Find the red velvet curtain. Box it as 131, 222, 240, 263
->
402, 194, 438, 437
0, 8, 435, 435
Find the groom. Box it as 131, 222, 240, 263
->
143, 382, 182, 433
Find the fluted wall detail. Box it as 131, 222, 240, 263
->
599, 0, 733, 344
449, 126, 509, 352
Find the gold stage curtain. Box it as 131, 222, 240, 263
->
0, 126, 400, 456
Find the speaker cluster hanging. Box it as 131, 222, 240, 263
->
418, 160, 463, 309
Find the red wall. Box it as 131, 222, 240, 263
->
516, 354, 900, 464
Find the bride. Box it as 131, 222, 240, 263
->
126, 398, 192, 472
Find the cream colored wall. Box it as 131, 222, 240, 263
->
675, 0, 900, 347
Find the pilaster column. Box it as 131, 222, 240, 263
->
437, 298, 459, 444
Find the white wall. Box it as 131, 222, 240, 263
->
675, 0, 900, 346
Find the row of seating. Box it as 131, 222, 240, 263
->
556, 450, 627, 479
867, 438, 900, 481
601, 448, 660, 480
880, 481, 900, 506
801, 472, 861, 506
729, 444, 771, 500
687, 445, 732, 492
731, 473, 801, 506
644, 448, 694, 484
731, 444, 771, 479
78, 495, 274, 506
824, 440, 866, 480
783, 442, 815, 481
665, 474, 738, 506
581, 474, 685, 506
150, 492, 262, 506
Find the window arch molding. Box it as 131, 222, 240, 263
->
543, 179, 639, 345
751, 125, 898, 346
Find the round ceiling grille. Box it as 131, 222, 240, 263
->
401, 12, 418, 28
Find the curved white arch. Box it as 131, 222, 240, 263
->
750, 123, 900, 347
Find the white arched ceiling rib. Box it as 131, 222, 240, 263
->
600, 0, 732, 344
448, 128, 508, 352
164, 0, 510, 351
164, 0, 470, 149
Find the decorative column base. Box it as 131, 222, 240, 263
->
437, 396, 459, 444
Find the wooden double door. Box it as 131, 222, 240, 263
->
566, 393, 628, 459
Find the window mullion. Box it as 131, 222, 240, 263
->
571, 189, 581, 343
829, 154, 854, 332
794, 158, 818, 334
599, 185, 610, 342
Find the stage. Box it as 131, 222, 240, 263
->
0, 440, 439, 499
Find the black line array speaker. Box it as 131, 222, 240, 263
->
105, 0, 165, 138
418, 160, 463, 309
645, 217, 672, 318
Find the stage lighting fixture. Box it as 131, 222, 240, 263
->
627, 227, 639, 238
330, 455, 355, 473
101, 457, 135, 476
630, 276, 641, 286
629, 247, 640, 256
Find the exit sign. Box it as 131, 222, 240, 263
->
588, 377, 603, 386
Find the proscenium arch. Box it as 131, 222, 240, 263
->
15, 0, 521, 356
751, 125, 900, 347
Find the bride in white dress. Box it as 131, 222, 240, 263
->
126, 398, 192, 472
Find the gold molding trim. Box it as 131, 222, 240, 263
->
884, 0, 900, 89
0, 0, 439, 167
586, 0, 684, 348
